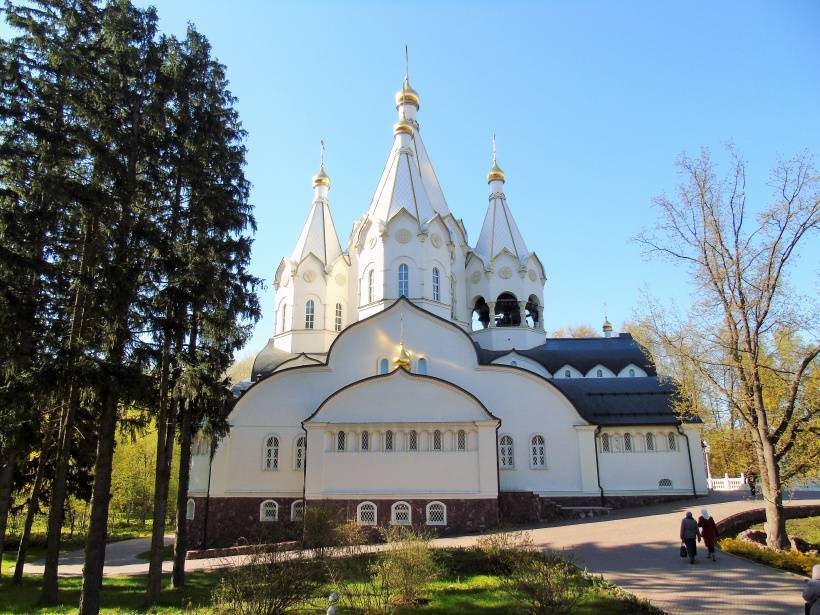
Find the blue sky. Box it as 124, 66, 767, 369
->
7, 1, 820, 355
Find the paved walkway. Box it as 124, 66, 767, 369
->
24, 492, 818, 614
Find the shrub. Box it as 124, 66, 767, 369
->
473, 530, 534, 573
719, 538, 819, 576
376, 527, 440, 606
504, 550, 586, 615
302, 505, 340, 557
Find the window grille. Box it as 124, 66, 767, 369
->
499, 435, 514, 468
624, 433, 632, 452
408, 430, 417, 451
433, 430, 441, 451
291, 500, 304, 522
646, 433, 655, 451
432, 267, 440, 301
564, 369, 571, 378
398, 264, 409, 297
658, 478, 673, 488
337, 431, 346, 451
629, 368, 635, 377
426, 502, 446, 526
263, 435, 279, 470
597, 369, 603, 377
295, 436, 305, 469
385, 430, 393, 451
186, 499, 195, 521
379, 358, 389, 374
601, 434, 611, 453
530, 435, 546, 467
305, 299, 315, 329
667, 433, 677, 451
417, 357, 428, 375
368, 270, 374, 303
391, 501, 411, 525
335, 303, 342, 332
260, 500, 278, 522
357, 502, 377, 526
361, 431, 369, 451
457, 430, 466, 451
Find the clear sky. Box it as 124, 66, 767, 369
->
8, 1, 820, 356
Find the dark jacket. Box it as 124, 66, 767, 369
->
680, 516, 701, 541
698, 516, 718, 547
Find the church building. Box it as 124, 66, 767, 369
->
185, 70, 709, 549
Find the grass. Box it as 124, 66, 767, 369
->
748, 515, 820, 545
0, 547, 661, 614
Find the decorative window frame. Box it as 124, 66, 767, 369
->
408, 430, 417, 451
293, 435, 306, 470
398, 263, 409, 297
529, 433, 547, 468
334, 302, 343, 332
336, 430, 346, 452
368, 269, 375, 303
432, 267, 441, 302
186, 498, 195, 521
305, 299, 315, 329
262, 433, 280, 471
260, 499, 278, 522
426, 501, 447, 526
291, 500, 304, 522
357, 501, 377, 526
457, 429, 466, 451
645, 433, 656, 452
385, 430, 394, 451
600, 433, 611, 453
667, 432, 677, 451
390, 501, 412, 526
658, 478, 673, 489
432, 429, 442, 451
361, 430, 370, 451
623, 433, 633, 452
499, 434, 515, 469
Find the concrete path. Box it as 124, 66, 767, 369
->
23, 492, 819, 614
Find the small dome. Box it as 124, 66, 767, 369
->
312, 165, 330, 188
393, 116, 414, 136
603, 319, 613, 333
395, 77, 420, 109
487, 161, 505, 184
393, 343, 411, 369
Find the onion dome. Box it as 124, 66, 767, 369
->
393, 113, 414, 136
394, 343, 411, 369
312, 165, 330, 188
603, 319, 613, 334
395, 77, 420, 109
487, 160, 505, 183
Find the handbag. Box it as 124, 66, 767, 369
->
679, 543, 688, 558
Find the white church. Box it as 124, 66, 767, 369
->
185, 70, 709, 548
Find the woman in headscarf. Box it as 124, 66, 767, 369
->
680, 511, 701, 564
698, 508, 719, 561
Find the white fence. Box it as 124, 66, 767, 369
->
707, 473, 748, 491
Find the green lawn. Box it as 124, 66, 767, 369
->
135, 545, 175, 562
748, 515, 820, 545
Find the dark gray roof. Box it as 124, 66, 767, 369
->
551, 377, 695, 425
476, 333, 657, 377
251, 339, 295, 380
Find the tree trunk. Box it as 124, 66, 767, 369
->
758, 433, 788, 549
78, 387, 119, 615
0, 450, 18, 578
14, 448, 47, 583
172, 399, 193, 587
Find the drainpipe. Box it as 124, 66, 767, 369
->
593, 426, 605, 507
676, 425, 697, 498
202, 437, 216, 549
494, 421, 501, 526
301, 424, 308, 540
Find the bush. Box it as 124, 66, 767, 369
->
719, 538, 819, 576
473, 530, 534, 574
504, 550, 586, 615
376, 527, 440, 605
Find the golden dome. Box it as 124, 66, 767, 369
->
312, 165, 330, 188
394, 343, 411, 369
603, 319, 613, 332
395, 77, 420, 109
393, 116, 414, 136
487, 161, 505, 183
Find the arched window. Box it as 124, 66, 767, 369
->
385, 430, 394, 451
368, 270, 375, 303
450, 275, 456, 320
294, 436, 306, 470
291, 500, 304, 522
628, 368, 635, 377
457, 430, 466, 451
305, 299, 315, 329
624, 433, 633, 452
357, 501, 377, 526
379, 358, 390, 374
432, 267, 440, 301
263, 434, 279, 470
260, 499, 278, 522
408, 430, 417, 451
391, 501, 411, 526
337, 430, 346, 451
186, 498, 195, 521
667, 433, 677, 451
658, 478, 673, 489
564, 370, 571, 378
499, 435, 514, 468
281, 304, 287, 332
645, 433, 655, 451
596, 369, 603, 377
398, 264, 409, 297
433, 430, 442, 451
335, 303, 342, 332
530, 435, 546, 468
525, 295, 540, 328
494, 292, 521, 327
417, 357, 428, 375
361, 431, 369, 451
426, 501, 446, 526
600, 434, 611, 453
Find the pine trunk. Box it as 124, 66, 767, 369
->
0, 451, 18, 578
172, 399, 193, 587
13, 448, 47, 583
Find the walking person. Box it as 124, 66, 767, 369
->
804, 564, 820, 615
698, 508, 719, 561
680, 511, 701, 564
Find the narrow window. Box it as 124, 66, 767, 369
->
433, 430, 442, 451
499, 435, 514, 468
335, 303, 342, 332
417, 357, 428, 375
305, 299, 315, 329
408, 430, 417, 451
294, 436, 305, 470
511, 360, 518, 367
426, 502, 446, 526
667, 433, 677, 451
564, 369, 571, 378
186, 498, 195, 521
263, 435, 279, 470
368, 270, 375, 303
457, 430, 466, 451
361, 431, 369, 451
629, 368, 635, 377
596, 369, 603, 377
357, 501, 377, 526
260, 499, 278, 522
450, 275, 456, 319
601, 434, 611, 453
291, 500, 304, 522
530, 435, 546, 468
398, 263, 409, 297
379, 358, 389, 374
432, 267, 440, 301
391, 501, 411, 526
337, 430, 346, 452
646, 433, 655, 452
624, 433, 632, 452
385, 430, 394, 451
281, 304, 287, 332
